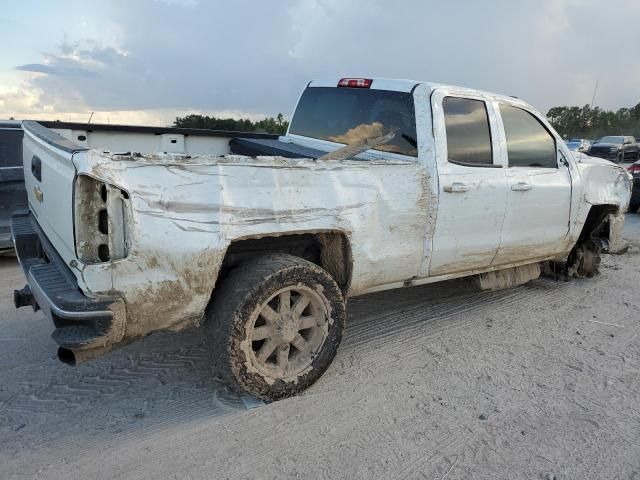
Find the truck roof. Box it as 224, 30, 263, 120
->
308, 77, 527, 107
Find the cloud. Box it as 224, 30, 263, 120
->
15, 64, 60, 75
2, 0, 640, 125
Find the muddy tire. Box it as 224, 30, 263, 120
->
205, 254, 346, 401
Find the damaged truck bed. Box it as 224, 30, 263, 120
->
12, 77, 632, 400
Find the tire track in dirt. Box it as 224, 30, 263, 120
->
343, 278, 578, 373
0, 336, 241, 456
0, 256, 615, 432
3, 226, 640, 480
349, 279, 572, 341
1, 341, 212, 415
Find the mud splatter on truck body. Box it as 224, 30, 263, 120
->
76, 149, 430, 338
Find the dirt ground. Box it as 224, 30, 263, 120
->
1, 216, 639, 480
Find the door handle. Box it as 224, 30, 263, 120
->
443, 182, 471, 193
511, 182, 532, 192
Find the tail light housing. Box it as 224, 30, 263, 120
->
74, 175, 129, 263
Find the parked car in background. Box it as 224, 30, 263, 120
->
10, 78, 633, 400
0, 121, 27, 253
628, 160, 640, 212
588, 135, 639, 163
565, 138, 591, 152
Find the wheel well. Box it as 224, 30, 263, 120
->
218, 232, 353, 294
579, 204, 619, 242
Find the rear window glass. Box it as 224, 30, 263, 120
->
289, 87, 418, 157
0, 128, 23, 168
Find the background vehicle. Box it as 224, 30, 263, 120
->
11, 78, 632, 400
628, 161, 640, 212
588, 135, 639, 162
565, 138, 591, 152
0, 121, 27, 253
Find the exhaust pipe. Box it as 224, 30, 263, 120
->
58, 346, 112, 366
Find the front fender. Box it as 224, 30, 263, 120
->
577, 158, 632, 211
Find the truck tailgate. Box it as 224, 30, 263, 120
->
21, 121, 87, 264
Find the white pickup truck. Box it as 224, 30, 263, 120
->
12, 77, 632, 400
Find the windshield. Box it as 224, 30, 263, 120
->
289, 87, 418, 157
596, 136, 624, 144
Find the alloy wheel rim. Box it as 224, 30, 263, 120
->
247, 285, 329, 379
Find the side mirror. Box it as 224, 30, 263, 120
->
559, 154, 570, 167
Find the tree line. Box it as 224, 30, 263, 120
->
547, 103, 640, 139
174, 102, 640, 140
174, 113, 289, 135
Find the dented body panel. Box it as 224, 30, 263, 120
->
569, 153, 633, 251
73, 151, 428, 337
14, 78, 632, 359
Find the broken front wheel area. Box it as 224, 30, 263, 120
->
543, 238, 607, 281
544, 206, 623, 281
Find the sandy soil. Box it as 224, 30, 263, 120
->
1, 215, 640, 480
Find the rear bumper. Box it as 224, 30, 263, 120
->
11, 210, 125, 353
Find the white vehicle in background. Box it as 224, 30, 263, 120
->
565, 138, 591, 152
12, 77, 632, 400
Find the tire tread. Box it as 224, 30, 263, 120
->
205, 254, 345, 400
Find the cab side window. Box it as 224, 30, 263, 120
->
500, 104, 557, 168
443, 96, 493, 166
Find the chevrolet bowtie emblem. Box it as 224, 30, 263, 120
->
33, 185, 43, 203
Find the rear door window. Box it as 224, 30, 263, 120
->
442, 96, 494, 166
289, 87, 418, 157
500, 104, 557, 168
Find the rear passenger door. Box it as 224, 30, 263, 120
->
428, 92, 508, 276
492, 103, 572, 265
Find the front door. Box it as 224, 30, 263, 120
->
492, 102, 572, 265
428, 92, 508, 277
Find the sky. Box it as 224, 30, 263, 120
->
1, 0, 639, 126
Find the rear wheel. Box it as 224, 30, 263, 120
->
206, 254, 346, 400
629, 201, 640, 213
